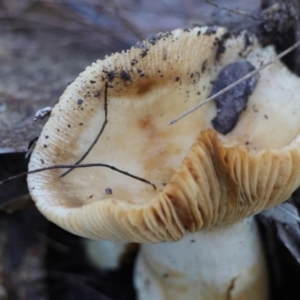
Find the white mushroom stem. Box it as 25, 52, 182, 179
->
134, 217, 269, 300
84, 239, 129, 270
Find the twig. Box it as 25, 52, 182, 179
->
61, 82, 110, 177
169, 39, 300, 125
0, 163, 156, 190
206, 0, 260, 21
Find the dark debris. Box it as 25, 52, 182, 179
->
204, 25, 218, 35
211, 60, 258, 134
215, 32, 231, 61
103, 71, 116, 83
120, 70, 131, 82
257, 190, 300, 300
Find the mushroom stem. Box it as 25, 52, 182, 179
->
84, 240, 129, 270
134, 217, 268, 300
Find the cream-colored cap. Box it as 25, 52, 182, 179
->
28, 26, 300, 242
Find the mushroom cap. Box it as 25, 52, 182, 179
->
28, 27, 300, 242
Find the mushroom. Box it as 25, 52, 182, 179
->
27, 26, 300, 300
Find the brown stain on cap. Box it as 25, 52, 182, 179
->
136, 78, 157, 96
138, 113, 156, 138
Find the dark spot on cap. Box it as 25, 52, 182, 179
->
131, 58, 138, 66
103, 70, 116, 82
77, 99, 84, 105
135, 42, 149, 58
215, 32, 231, 61
148, 36, 157, 45
90, 80, 96, 84
154, 32, 172, 42
120, 70, 131, 81
105, 188, 113, 194
141, 49, 149, 58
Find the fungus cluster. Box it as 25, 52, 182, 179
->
28, 27, 300, 300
